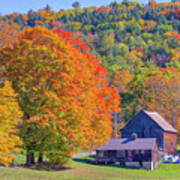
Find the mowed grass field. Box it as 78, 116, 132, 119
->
1, 156, 180, 180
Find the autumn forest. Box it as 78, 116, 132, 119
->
0, 0, 179, 168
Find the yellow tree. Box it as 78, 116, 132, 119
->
0, 81, 23, 166
111, 70, 134, 93
168, 48, 180, 68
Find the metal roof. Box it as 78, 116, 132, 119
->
144, 111, 177, 133
96, 138, 156, 151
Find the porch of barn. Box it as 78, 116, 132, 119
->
96, 150, 159, 170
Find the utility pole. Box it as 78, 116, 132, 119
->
114, 113, 118, 137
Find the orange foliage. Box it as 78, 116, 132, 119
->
150, 0, 157, 7
159, 9, 170, 17
54, 28, 89, 52
111, 70, 134, 93
0, 20, 20, 48
35, 20, 43, 25
171, 31, 180, 40
37, 9, 55, 24
143, 20, 157, 31
129, 6, 135, 11
23, 15, 29, 21
139, 68, 180, 131
174, 7, 180, 18
6, 13, 19, 21
97, 6, 112, 14
0, 26, 121, 156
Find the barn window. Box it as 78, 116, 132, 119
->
108, 151, 116, 157
128, 150, 133, 161
145, 150, 151, 153
98, 151, 104, 158
117, 150, 125, 158
104, 151, 108, 157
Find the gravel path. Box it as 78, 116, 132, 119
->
72, 151, 96, 158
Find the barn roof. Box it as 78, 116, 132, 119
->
143, 111, 177, 133
96, 138, 156, 151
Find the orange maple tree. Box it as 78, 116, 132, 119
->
0, 26, 120, 166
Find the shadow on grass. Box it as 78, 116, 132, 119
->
72, 155, 96, 164
72, 155, 141, 170
9, 163, 73, 172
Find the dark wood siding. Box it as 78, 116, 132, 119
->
121, 111, 164, 149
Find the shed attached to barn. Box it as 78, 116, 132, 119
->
96, 136, 159, 170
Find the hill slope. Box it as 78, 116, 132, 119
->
1, 0, 180, 75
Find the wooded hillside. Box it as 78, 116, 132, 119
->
1, 0, 180, 73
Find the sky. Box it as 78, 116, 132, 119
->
0, 0, 171, 15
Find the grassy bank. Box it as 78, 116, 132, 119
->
1, 156, 180, 180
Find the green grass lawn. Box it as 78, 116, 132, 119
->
1, 156, 180, 180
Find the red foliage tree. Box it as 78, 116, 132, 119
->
0, 26, 121, 166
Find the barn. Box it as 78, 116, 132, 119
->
121, 110, 177, 155
96, 135, 159, 170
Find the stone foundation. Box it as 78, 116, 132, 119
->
125, 162, 140, 168
125, 161, 157, 170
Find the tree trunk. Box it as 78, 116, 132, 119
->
30, 152, 35, 164
172, 109, 176, 128
26, 151, 31, 166
38, 152, 43, 164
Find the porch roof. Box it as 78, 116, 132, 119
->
96, 138, 156, 151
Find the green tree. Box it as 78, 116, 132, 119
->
72, 1, 80, 10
